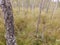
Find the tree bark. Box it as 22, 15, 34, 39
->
1, 0, 16, 45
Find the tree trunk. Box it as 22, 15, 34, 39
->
1, 0, 16, 45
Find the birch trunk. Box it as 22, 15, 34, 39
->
1, 0, 16, 45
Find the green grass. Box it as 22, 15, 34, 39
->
0, 8, 60, 45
